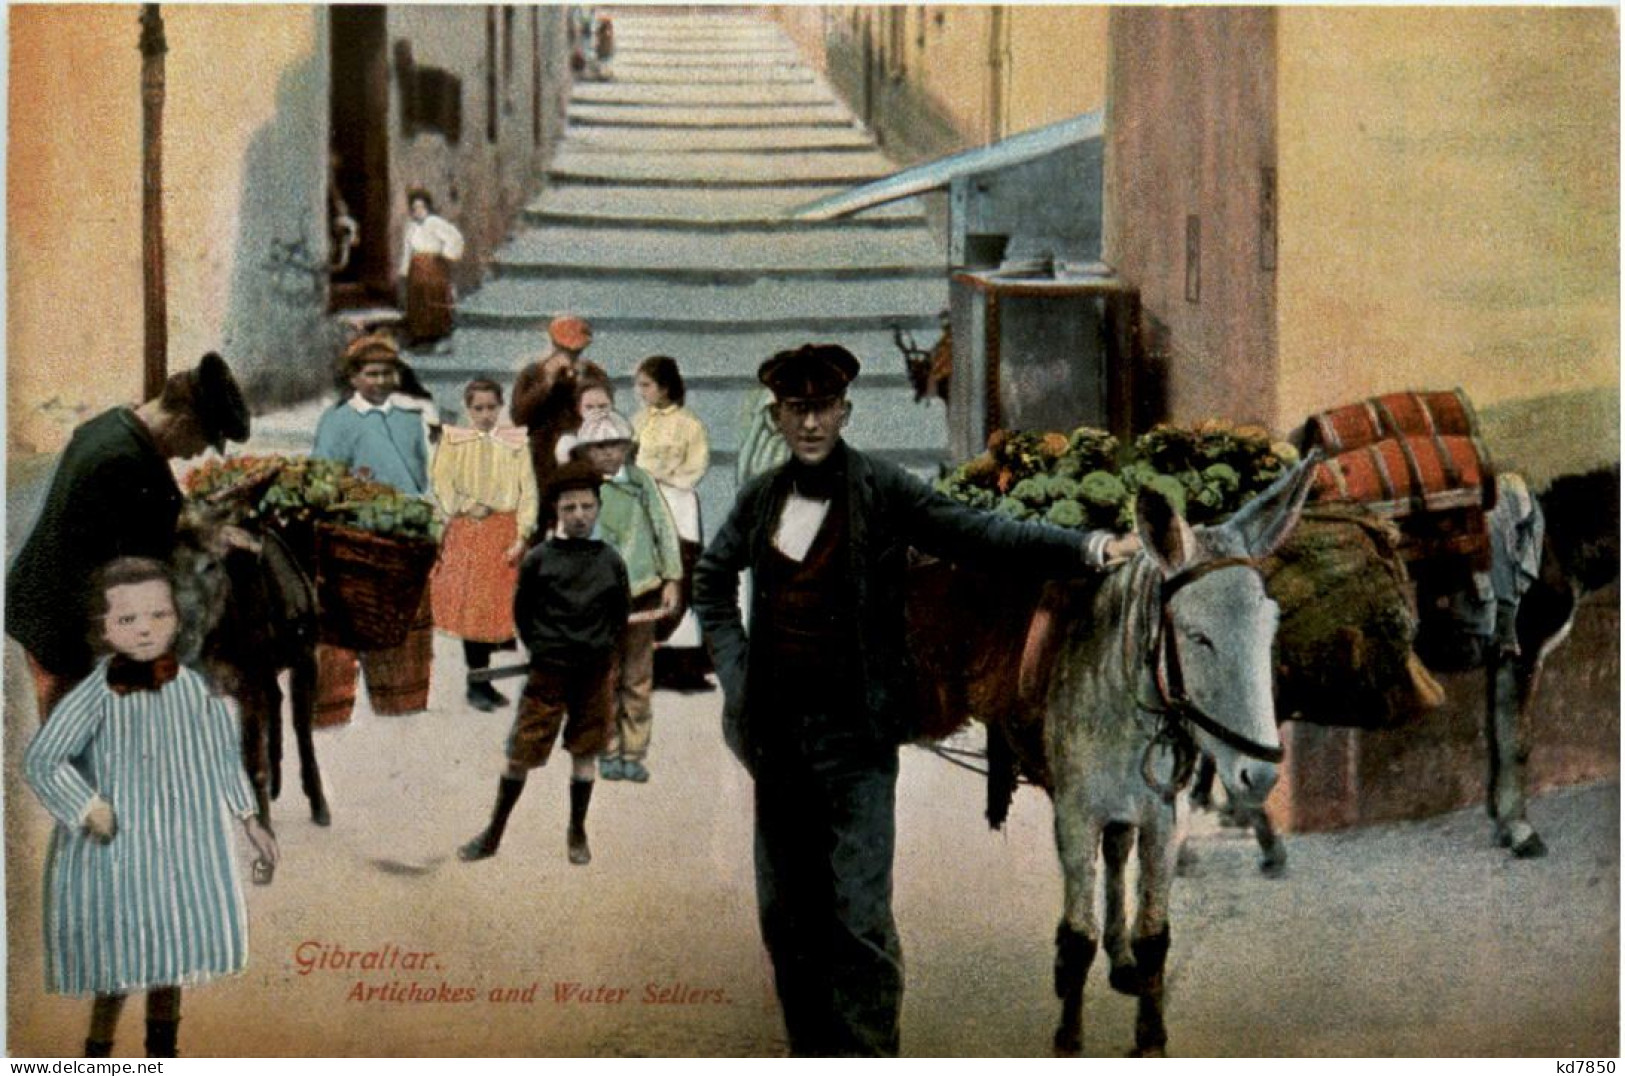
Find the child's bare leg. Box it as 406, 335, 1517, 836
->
87, 994, 126, 1056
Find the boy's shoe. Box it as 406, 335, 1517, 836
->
599, 756, 625, 781
567, 824, 591, 865
465, 685, 496, 713
485, 683, 511, 708
458, 830, 500, 861
622, 760, 650, 783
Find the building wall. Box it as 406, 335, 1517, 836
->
7, 5, 574, 458
387, 5, 570, 296
8, 5, 326, 456
1275, 7, 1619, 473
774, 6, 1107, 165
1103, 7, 1279, 428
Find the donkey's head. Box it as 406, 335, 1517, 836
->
1136, 458, 1318, 808
170, 502, 240, 668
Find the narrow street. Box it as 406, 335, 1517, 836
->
411, 8, 949, 536
5, 616, 1616, 1056
3, 6, 1617, 1062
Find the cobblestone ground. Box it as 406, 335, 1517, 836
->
5, 621, 1617, 1056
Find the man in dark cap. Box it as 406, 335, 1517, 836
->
693, 344, 1137, 1056
8, 352, 251, 720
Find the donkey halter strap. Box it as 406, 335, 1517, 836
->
1152, 557, 1285, 765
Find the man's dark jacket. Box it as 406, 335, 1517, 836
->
7, 409, 183, 678
693, 441, 1099, 770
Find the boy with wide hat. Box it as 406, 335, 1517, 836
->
8, 352, 251, 720
693, 343, 1137, 1056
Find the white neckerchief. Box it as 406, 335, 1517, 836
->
772, 491, 830, 563
347, 395, 395, 416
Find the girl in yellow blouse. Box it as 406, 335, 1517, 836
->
631, 356, 714, 691
429, 379, 540, 711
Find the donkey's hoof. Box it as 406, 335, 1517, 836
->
1128, 1045, 1167, 1058
1498, 822, 1547, 858
1108, 961, 1141, 997
1259, 846, 1288, 878
1052, 1027, 1082, 1057
1512, 832, 1548, 859
311, 801, 332, 828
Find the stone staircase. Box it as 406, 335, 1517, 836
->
412, 8, 949, 538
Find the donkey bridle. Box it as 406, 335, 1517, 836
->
1144, 556, 1286, 767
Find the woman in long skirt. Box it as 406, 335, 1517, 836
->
400, 189, 464, 344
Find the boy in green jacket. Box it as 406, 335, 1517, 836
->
571, 411, 681, 783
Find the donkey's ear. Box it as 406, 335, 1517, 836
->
1135, 484, 1197, 575
1223, 451, 1321, 559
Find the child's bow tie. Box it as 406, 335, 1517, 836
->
107, 654, 180, 695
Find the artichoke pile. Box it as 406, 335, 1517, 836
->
184, 455, 438, 541
936, 421, 1300, 531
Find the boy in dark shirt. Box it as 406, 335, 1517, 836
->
459, 460, 631, 866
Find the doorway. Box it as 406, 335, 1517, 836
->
329, 6, 392, 309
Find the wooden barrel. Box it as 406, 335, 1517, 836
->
1312, 434, 1493, 515
358, 590, 433, 715
314, 644, 359, 728
1306, 388, 1480, 454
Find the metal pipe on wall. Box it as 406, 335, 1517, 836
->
139, 4, 167, 400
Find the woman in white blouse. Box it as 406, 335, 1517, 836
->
400, 189, 464, 344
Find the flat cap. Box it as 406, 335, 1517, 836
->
340, 332, 402, 373
758, 344, 860, 400
545, 459, 606, 502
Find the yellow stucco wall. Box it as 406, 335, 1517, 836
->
1004, 7, 1108, 135
1275, 8, 1619, 440
8, 6, 143, 456
7, 5, 322, 457
163, 7, 323, 379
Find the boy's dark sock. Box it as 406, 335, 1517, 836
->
460, 775, 526, 860
567, 778, 593, 865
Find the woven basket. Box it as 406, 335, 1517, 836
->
314, 522, 440, 651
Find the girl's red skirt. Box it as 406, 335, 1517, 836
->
431, 511, 519, 643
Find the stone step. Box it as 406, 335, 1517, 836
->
612, 51, 803, 66
606, 65, 815, 85
435, 326, 940, 385
492, 226, 940, 281
570, 82, 837, 108
568, 103, 852, 130
524, 186, 924, 230
565, 125, 876, 154
457, 276, 949, 333
549, 150, 892, 188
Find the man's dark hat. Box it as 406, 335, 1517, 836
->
546, 459, 605, 503
757, 344, 860, 400
192, 352, 250, 451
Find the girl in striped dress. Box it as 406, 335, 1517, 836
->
24, 557, 279, 1058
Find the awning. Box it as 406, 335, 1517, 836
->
790, 111, 1104, 222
